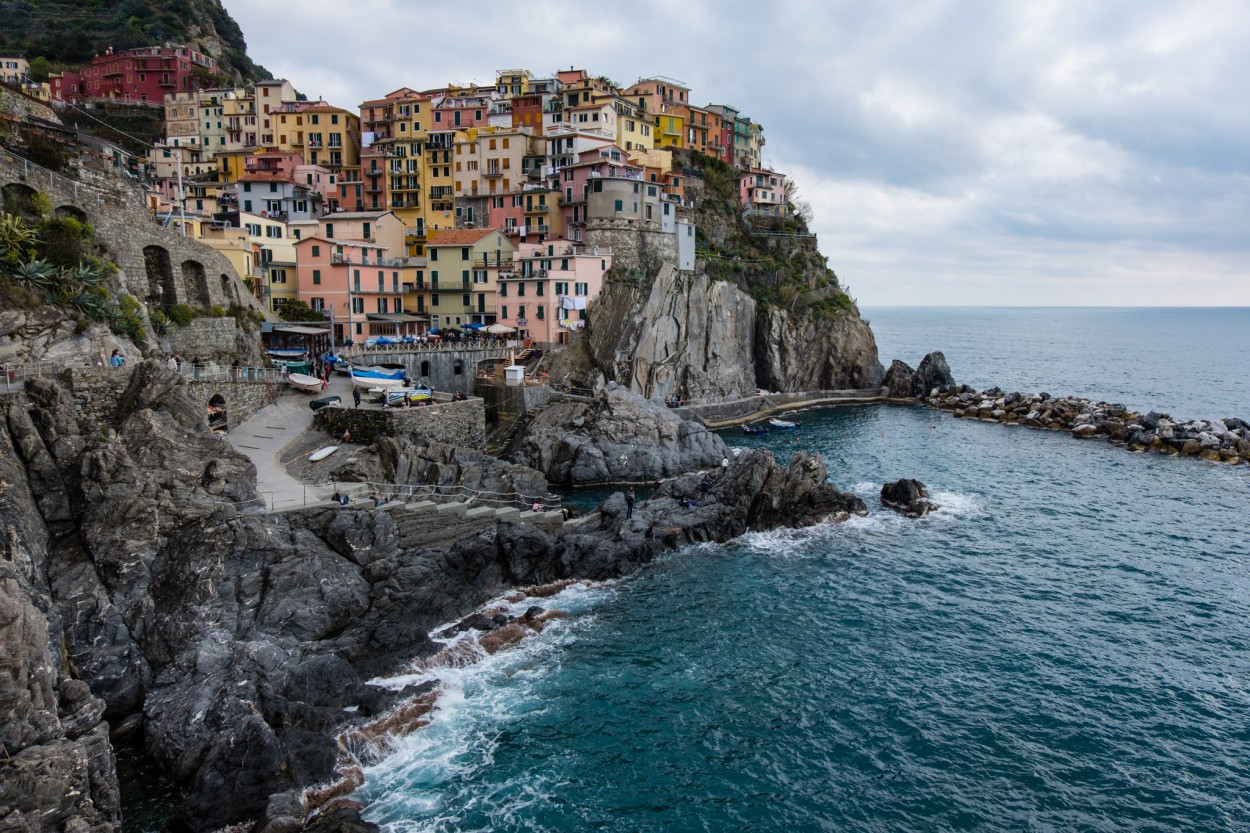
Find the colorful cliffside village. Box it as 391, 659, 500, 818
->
15, 53, 790, 346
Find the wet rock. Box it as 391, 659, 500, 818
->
879, 479, 936, 518
882, 359, 917, 398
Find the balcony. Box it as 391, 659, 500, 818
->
483, 168, 504, 178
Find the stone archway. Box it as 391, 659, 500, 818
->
54, 205, 89, 224
219, 273, 234, 306
143, 245, 177, 308
181, 260, 211, 308
420, 360, 431, 377
207, 393, 227, 433
2, 182, 40, 219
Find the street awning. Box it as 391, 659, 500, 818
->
366, 313, 430, 322
273, 324, 333, 335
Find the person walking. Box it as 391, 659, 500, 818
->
626, 487, 636, 519
699, 475, 710, 500
352, 388, 362, 408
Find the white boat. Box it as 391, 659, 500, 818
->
288, 372, 325, 393
309, 445, 338, 462
351, 367, 406, 391
768, 418, 800, 429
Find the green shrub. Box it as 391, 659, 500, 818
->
149, 310, 170, 334
168, 303, 194, 327
209, 305, 227, 318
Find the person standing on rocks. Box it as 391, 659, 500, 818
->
626, 487, 636, 519
699, 476, 710, 501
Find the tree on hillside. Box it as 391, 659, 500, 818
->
277, 300, 328, 322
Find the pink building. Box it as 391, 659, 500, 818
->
552, 144, 643, 240
496, 239, 612, 345
739, 167, 787, 216
294, 236, 413, 344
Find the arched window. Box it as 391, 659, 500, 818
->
420, 360, 430, 377
453, 360, 463, 376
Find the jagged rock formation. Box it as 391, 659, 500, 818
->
565, 150, 882, 402
882, 351, 957, 399
0, 360, 862, 831
513, 383, 727, 485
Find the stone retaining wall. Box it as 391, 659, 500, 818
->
316, 398, 486, 449
0, 148, 259, 315
474, 383, 553, 425
52, 365, 274, 433
678, 388, 887, 427
353, 349, 506, 396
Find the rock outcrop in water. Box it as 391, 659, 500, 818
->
0, 360, 863, 831
513, 383, 726, 485
880, 479, 937, 518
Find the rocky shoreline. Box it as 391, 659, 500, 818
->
924, 388, 1250, 464
884, 351, 1250, 465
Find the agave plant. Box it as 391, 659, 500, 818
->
10, 258, 57, 292
68, 288, 110, 319
65, 260, 108, 289
0, 213, 39, 262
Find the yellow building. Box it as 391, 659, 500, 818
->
197, 225, 262, 302
421, 228, 516, 328
240, 212, 299, 314
360, 88, 430, 227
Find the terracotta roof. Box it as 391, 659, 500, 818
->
238, 172, 297, 184
427, 228, 497, 246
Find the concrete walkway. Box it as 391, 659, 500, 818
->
228, 373, 355, 511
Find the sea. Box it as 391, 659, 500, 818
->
349, 307, 1250, 833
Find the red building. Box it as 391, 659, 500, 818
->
50, 46, 216, 106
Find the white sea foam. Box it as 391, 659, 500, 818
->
356, 582, 613, 830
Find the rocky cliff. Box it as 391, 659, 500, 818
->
562, 150, 882, 402
513, 383, 727, 485
0, 361, 866, 831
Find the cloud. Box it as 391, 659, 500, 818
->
220, 0, 1250, 305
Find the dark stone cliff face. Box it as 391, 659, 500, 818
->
567, 151, 883, 401
0, 360, 861, 831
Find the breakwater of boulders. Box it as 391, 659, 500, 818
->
926, 387, 1250, 464
884, 352, 1250, 465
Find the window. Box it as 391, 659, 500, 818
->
501, 305, 508, 319
270, 269, 286, 284
362, 222, 370, 239
536, 306, 544, 320
431, 270, 439, 289
312, 269, 321, 285
311, 245, 320, 257
461, 247, 469, 260
499, 283, 507, 297
517, 283, 526, 297
536, 282, 544, 296
517, 305, 526, 320
352, 297, 364, 313
462, 293, 470, 307
430, 248, 438, 261
555, 281, 568, 295
614, 199, 623, 212
575, 282, 589, 296
377, 298, 388, 313
310, 297, 325, 312
454, 360, 463, 375
431, 293, 440, 306
325, 223, 334, 238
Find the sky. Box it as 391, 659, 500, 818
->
220, 0, 1250, 306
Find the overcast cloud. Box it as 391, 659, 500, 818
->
221, 0, 1250, 306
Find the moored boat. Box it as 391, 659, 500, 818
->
287, 372, 325, 393
350, 367, 406, 390
743, 424, 769, 435
768, 418, 800, 429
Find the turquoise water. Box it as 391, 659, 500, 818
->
359, 308, 1250, 832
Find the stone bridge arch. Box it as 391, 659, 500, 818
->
181, 260, 211, 308
143, 245, 177, 308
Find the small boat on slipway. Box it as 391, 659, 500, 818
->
742, 424, 769, 435
287, 372, 326, 393
350, 367, 406, 391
